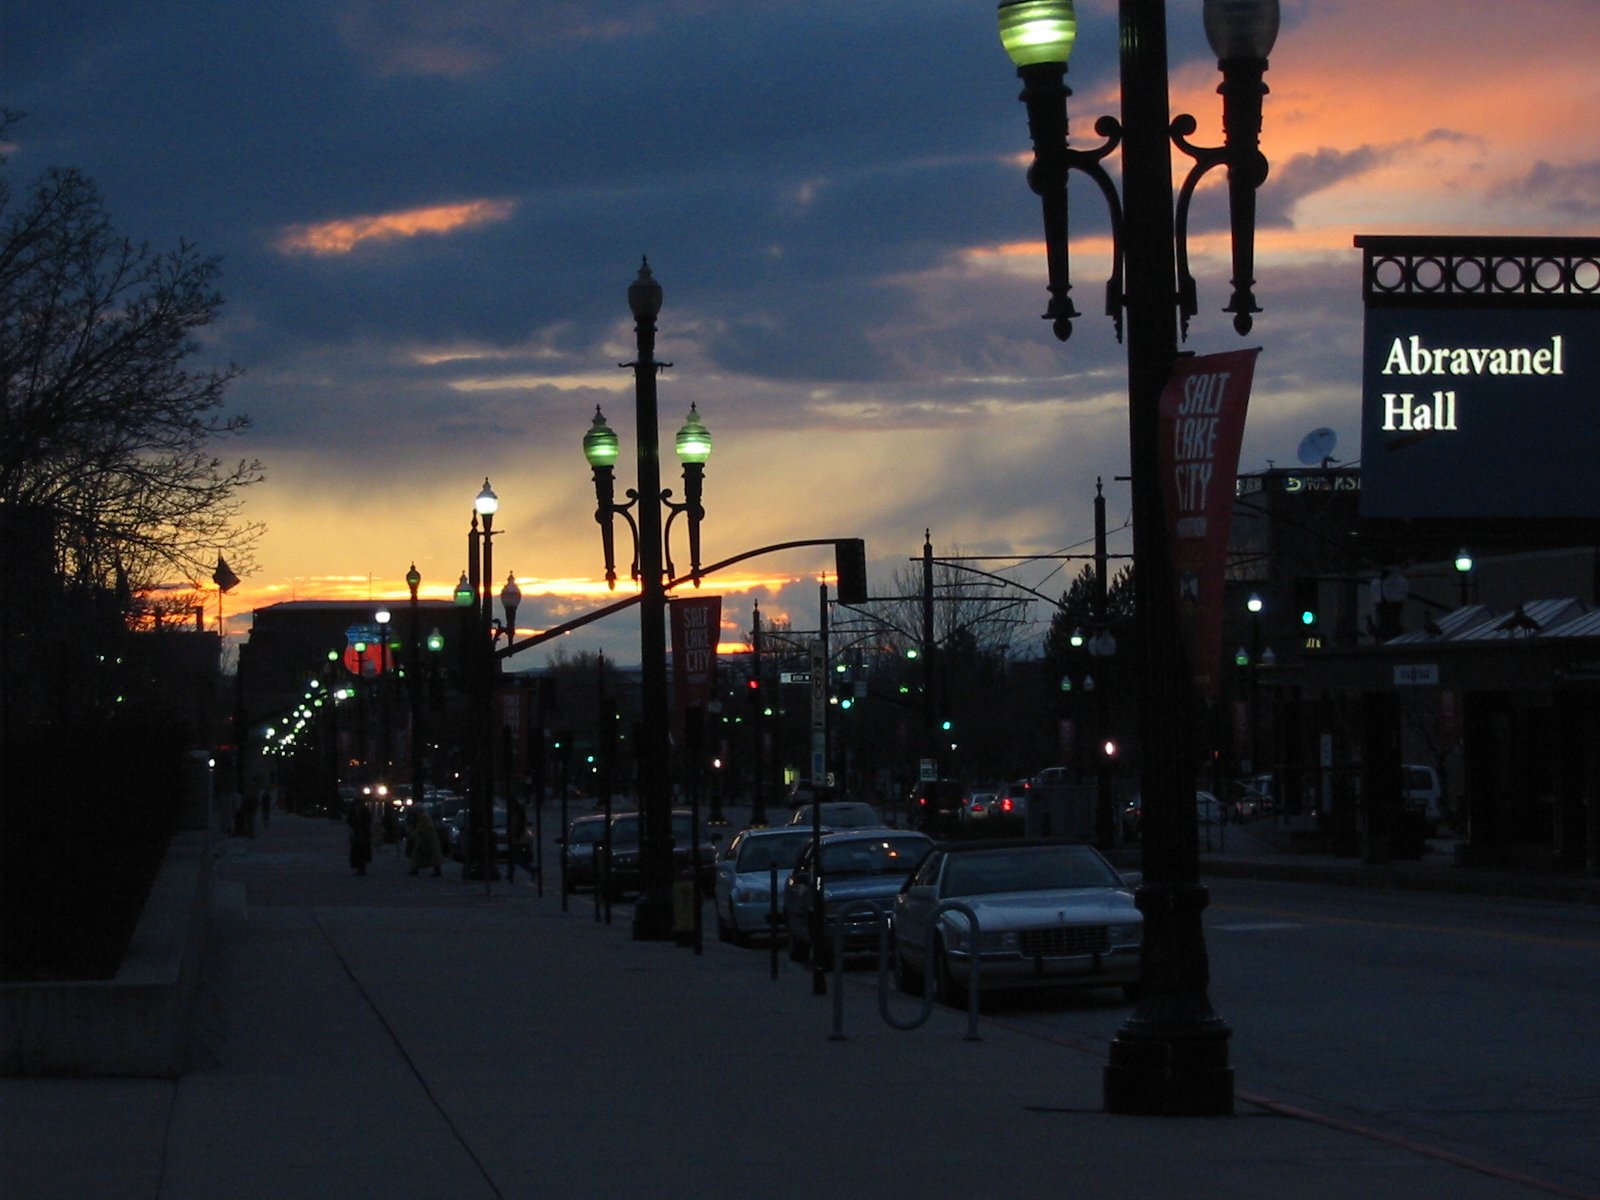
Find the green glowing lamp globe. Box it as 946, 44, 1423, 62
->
453, 572, 474, 607
584, 407, 620, 469
675, 403, 712, 465
998, 0, 1076, 68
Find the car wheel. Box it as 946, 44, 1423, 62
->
933, 938, 968, 1008
892, 940, 922, 996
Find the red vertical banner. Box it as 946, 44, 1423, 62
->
1158, 348, 1260, 696
670, 595, 722, 712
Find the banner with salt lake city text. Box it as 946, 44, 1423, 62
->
1157, 348, 1260, 696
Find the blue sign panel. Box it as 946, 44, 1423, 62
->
1360, 305, 1600, 520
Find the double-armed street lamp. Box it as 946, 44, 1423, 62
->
457, 479, 502, 881
997, 0, 1279, 1115
583, 258, 713, 941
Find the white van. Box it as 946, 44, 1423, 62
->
1403, 764, 1442, 827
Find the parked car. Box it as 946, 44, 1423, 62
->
787, 800, 885, 830
447, 803, 532, 866
559, 813, 612, 893
786, 829, 933, 967
907, 778, 965, 837
714, 826, 818, 945
1125, 790, 1227, 838
892, 839, 1143, 1006
604, 810, 717, 899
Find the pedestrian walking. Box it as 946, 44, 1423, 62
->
347, 799, 373, 875
407, 805, 443, 877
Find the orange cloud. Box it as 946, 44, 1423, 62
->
277, 198, 515, 256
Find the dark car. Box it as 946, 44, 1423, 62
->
785, 829, 932, 967
604, 809, 717, 899
907, 778, 965, 837
559, 813, 612, 893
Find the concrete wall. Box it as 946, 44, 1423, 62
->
0, 830, 213, 1077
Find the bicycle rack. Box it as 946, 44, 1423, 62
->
826, 899, 981, 1042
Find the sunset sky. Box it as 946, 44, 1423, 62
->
6, 0, 1598, 667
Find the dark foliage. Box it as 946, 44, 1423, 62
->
1, 715, 187, 980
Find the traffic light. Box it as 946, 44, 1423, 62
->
834, 538, 868, 605
1294, 578, 1323, 649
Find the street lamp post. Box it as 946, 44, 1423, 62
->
463, 480, 501, 884
498, 570, 522, 876
998, 0, 1279, 1116
1246, 591, 1263, 775
1454, 548, 1474, 607
406, 565, 424, 806
584, 258, 713, 940
375, 607, 392, 781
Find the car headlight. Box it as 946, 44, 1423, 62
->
1108, 923, 1142, 945
944, 923, 1014, 953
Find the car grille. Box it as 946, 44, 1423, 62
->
1018, 925, 1110, 957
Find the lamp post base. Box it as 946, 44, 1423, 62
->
1103, 1030, 1234, 1116
631, 889, 676, 941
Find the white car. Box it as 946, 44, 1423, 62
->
786, 800, 885, 830
892, 840, 1143, 1005
713, 827, 818, 946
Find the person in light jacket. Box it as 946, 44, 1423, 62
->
407, 806, 443, 877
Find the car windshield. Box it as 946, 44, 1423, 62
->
821, 803, 880, 827
736, 831, 813, 873
940, 845, 1121, 897
819, 836, 927, 877
610, 816, 641, 843
569, 822, 604, 845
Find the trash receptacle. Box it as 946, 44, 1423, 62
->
672, 877, 696, 944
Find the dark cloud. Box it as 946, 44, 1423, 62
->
1492, 160, 1600, 220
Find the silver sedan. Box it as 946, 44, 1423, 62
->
892, 840, 1142, 1005
713, 827, 817, 946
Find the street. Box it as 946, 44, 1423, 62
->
963, 877, 1600, 1199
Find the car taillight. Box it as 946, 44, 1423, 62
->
918, 797, 927, 806
1000, 797, 1013, 813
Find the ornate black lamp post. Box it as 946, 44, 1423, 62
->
406, 564, 425, 805
461, 480, 500, 882
375, 607, 392, 781
997, 0, 1279, 1116
583, 258, 713, 940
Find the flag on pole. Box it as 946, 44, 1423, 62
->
212, 555, 240, 593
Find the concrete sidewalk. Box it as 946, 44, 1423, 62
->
1, 812, 1576, 1200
